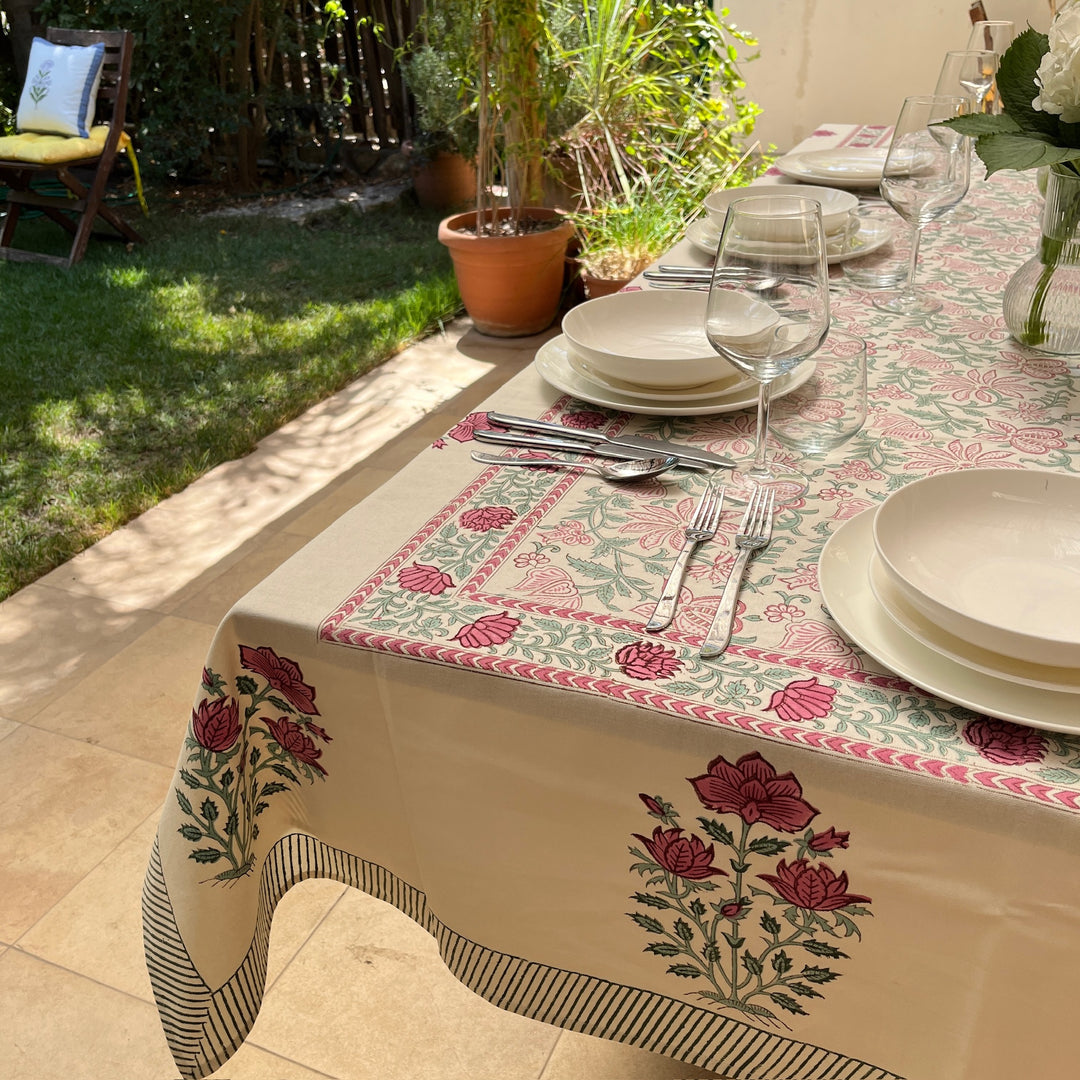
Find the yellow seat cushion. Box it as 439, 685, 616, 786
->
0, 125, 109, 163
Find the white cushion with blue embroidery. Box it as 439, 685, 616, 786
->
16, 37, 106, 139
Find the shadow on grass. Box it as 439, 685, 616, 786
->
0, 199, 462, 598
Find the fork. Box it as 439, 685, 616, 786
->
645, 483, 724, 632
699, 486, 776, 658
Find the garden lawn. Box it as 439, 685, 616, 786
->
0, 192, 461, 601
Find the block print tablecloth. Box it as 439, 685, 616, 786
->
145, 127, 1080, 1080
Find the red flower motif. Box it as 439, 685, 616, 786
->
639, 793, 665, 816
397, 562, 454, 595
719, 901, 749, 919
689, 751, 819, 832
265, 716, 327, 775
460, 505, 516, 532
615, 640, 682, 681
446, 411, 505, 443
239, 645, 320, 716
633, 826, 728, 880
767, 677, 836, 722
192, 696, 240, 753
758, 859, 871, 911
963, 718, 1047, 766
560, 409, 607, 429
808, 827, 850, 852
452, 611, 520, 648
307, 723, 333, 743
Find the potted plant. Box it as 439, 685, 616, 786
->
430, 0, 575, 336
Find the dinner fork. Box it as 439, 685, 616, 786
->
699, 486, 776, 658
645, 483, 724, 632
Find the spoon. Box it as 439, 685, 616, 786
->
470, 451, 677, 481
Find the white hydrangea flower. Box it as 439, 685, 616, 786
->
1032, 6, 1080, 123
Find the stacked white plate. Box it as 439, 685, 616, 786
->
538, 290, 813, 417
819, 469, 1080, 733
773, 147, 891, 189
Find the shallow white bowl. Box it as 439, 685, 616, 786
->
872, 469, 1080, 668
561, 290, 724, 389
704, 185, 858, 239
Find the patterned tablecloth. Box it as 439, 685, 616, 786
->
144, 126, 1080, 1080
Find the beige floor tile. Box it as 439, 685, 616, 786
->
247, 888, 558, 1080
18, 809, 345, 1003
0, 583, 160, 722
0, 726, 171, 941
0, 949, 338, 1080
541, 1029, 721, 1080
161, 528, 314, 623
280, 466, 398, 539
27, 616, 216, 768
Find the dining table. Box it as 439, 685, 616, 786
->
143, 124, 1080, 1080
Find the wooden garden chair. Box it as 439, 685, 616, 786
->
0, 28, 144, 268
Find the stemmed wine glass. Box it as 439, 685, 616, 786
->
705, 196, 830, 502
933, 51, 996, 221
873, 95, 971, 316
967, 19, 1014, 113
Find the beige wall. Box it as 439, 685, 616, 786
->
724, 0, 1057, 153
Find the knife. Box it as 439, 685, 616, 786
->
473, 429, 714, 470
486, 412, 735, 470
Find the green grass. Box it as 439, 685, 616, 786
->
0, 192, 462, 601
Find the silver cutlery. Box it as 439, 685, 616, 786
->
699, 486, 776, 658
484, 414, 735, 470
645, 483, 724, 632
470, 450, 678, 482
473, 428, 716, 469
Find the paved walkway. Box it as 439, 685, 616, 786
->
0, 318, 716, 1080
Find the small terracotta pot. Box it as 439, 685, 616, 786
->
438, 208, 574, 337
411, 151, 477, 212
582, 271, 632, 299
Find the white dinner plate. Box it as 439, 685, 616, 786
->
774, 148, 891, 187
686, 217, 891, 264
818, 506, 1080, 733
566, 352, 755, 402
868, 554, 1080, 694
534, 335, 813, 417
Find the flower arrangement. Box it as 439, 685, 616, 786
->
940, 13, 1080, 349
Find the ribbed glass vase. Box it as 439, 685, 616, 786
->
1002, 164, 1080, 356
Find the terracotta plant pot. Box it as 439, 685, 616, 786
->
438, 208, 574, 337
582, 270, 632, 299
411, 151, 477, 212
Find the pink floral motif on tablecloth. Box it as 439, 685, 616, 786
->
930, 369, 1031, 403
452, 611, 520, 648
901, 440, 1018, 474
620, 495, 703, 552
431, 437, 446, 450
630, 751, 871, 1025
616, 640, 682, 681
963, 717, 1047, 765
445, 411, 505, 443
767, 678, 837, 723
763, 603, 804, 623
832, 460, 884, 482
985, 421, 1067, 454
178, 647, 330, 882
513, 551, 550, 569
559, 409, 607, 429
398, 562, 455, 595
775, 622, 863, 671
867, 407, 935, 443
513, 565, 583, 611
460, 505, 516, 532
832, 498, 877, 522
537, 519, 593, 546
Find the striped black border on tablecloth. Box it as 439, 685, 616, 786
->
143, 833, 903, 1080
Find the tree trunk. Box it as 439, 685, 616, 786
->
2, 0, 44, 80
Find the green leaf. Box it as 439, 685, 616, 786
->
271, 763, 300, 783
689, 897, 707, 917
268, 695, 295, 714
800, 964, 840, 983
225, 811, 238, 836
220, 768, 234, 789
702, 942, 723, 963
760, 911, 782, 936
747, 836, 790, 856
788, 981, 824, 999
249, 746, 261, 767
260, 781, 290, 797
996, 29, 1055, 138
189, 848, 223, 863
179, 769, 201, 789
799, 938, 849, 959
235, 674, 257, 696
254, 800, 271, 816
730, 860, 750, 874
697, 817, 735, 846
722, 932, 744, 949
771, 949, 792, 974
675, 918, 694, 943
175, 789, 193, 816
177, 824, 202, 841
769, 992, 808, 1016
741, 950, 764, 976
565, 555, 615, 581
666, 963, 704, 978
936, 113, 1020, 137
645, 941, 682, 956
632, 891, 671, 909
1039, 768, 1079, 784
975, 133, 1080, 176
630, 912, 664, 934
200, 797, 218, 822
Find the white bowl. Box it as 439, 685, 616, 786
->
872, 469, 1080, 668
561, 290, 726, 389
704, 185, 858, 240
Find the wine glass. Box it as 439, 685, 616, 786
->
966, 20, 1014, 112
705, 196, 830, 502
873, 95, 971, 316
